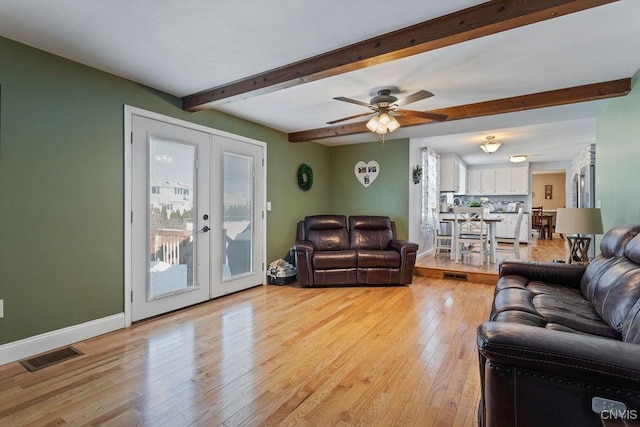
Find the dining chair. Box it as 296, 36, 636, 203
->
531, 206, 547, 239
495, 207, 524, 260
453, 207, 489, 265
432, 208, 452, 257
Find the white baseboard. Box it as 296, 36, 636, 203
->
0, 313, 126, 365
417, 249, 433, 259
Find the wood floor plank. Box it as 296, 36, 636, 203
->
0, 241, 562, 426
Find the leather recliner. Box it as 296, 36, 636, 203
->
294, 215, 418, 286
477, 224, 640, 427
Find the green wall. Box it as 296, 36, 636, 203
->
596, 68, 640, 229
329, 139, 410, 239
0, 36, 331, 344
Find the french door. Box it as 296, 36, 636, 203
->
130, 113, 264, 322
213, 135, 265, 298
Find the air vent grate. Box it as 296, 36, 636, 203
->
20, 346, 83, 372
443, 271, 468, 281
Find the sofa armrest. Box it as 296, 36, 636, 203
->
477, 322, 640, 426
389, 239, 419, 256
478, 321, 640, 387
293, 240, 314, 286
389, 240, 419, 284
499, 260, 586, 289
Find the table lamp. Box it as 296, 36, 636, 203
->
555, 208, 603, 264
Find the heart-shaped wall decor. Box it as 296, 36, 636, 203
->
354, 160, 380, 188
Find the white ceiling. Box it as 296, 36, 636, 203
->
1, 0, 639, 166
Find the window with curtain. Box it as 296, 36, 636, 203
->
420, 146, 439, 230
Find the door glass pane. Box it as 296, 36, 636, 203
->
223, 152, 253, 279
148, 138, 196, 299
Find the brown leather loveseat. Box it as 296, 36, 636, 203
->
294, 215, 418, 287
477, 224, 640, 427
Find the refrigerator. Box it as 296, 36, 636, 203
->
578, 164, 595, 209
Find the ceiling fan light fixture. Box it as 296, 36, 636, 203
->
387, 115, 400, 132
480, 136, 502, 153
366, 115, 380, 132
509, 154, 527, 163
366, 112, 400, 134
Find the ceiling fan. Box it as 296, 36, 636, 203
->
327, 88, 448, 134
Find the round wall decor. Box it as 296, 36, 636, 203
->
297, 163, 313, 191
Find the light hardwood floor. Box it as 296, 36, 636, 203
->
0, 237, 565, 426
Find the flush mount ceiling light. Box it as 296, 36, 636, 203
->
509, 155, 527, 163
480, 136, 502, 153
366, 109, 401, 134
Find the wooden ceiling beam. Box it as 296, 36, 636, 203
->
287, 78, 631, 142
182, 0, 617, 111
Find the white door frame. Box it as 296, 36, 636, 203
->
123, 105, 267, 327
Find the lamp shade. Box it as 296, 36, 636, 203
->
555, 208, 604, 235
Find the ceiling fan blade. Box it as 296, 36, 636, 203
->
395, 109, 448, 121
393, 90, 434, 107
333, 96, 372, 108
326, 111, 373, 125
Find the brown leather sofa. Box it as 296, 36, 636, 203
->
294, 215, 418, 286
477, 224, 640, 427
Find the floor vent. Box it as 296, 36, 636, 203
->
20, 346, 83, 372
443, 271, 468, 281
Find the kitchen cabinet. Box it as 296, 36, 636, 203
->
511, 167, 528, 194
467, 169, 482, 194
456, 161, 466, 195
495, 167, 528, 194
467, 166, 528, 195
481, 169, 496, 194
440, 157, 466, 193
466, 169, 496, 194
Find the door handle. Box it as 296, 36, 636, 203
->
200, 225, 210, 233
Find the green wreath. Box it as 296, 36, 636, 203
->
297, 163, 313, 191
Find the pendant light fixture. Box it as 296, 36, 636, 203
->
480, 136, 502, 153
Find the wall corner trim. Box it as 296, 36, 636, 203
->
0, 313, 125, 365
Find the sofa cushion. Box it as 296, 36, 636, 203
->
312, 250, 357, 269
304, 215, 350, 251
356, 249, 400, 268
599, 224, 640, 258
349, 216, 394, 250
491, 275, 620, 339
579, 227, 640, 341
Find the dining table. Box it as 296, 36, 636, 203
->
441, 217, 503, 264
536, 214, 554, 239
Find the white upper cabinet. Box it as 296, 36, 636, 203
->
481, 169, 496, 194
456, 161, 466, 195
510, 167, 528, 194
494, 168, 512, 194
467, 169, 482, 194
466, 166, 528, 195
440, 156, 466, 194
